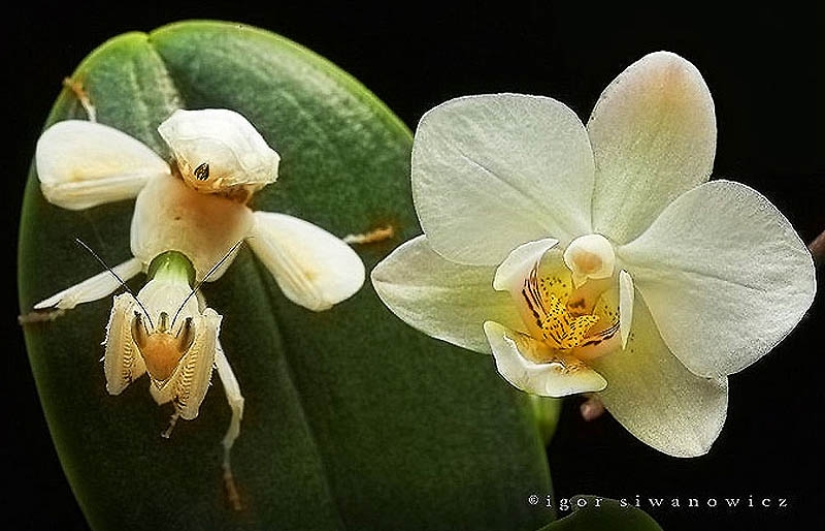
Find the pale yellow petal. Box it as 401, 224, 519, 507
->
413, 94, 594, 265
492, 238, 559, 292
484, 321, 607, 397
588, 51, 716, 244
592, 296, 728, 457
372, 236, 524, 354
619, 270, 634, 349
619, 180, 816, 377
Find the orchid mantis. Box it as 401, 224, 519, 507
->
31, 108, 366, 508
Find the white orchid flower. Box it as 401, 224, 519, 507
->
372, 51, 816, 457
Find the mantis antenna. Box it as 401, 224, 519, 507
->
170, 240, 245, 329
74, 238, 156, 330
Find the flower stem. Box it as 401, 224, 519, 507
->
810, 229, 825, 268
529, 395, 562, 446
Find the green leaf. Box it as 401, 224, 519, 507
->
539, 496, 663, 531
529, 396, 563, 446
18, 21, 553, 531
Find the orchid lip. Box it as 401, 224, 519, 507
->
494, 239, 624, 367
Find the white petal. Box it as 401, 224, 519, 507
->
492, 238, 559, 292
592, 295, 728, 458
246, 212, 365, 311
36, 120, 169, 210
484, 321, 607, 397
371, 236, 524, 354
619, 270, 634, 349
412, 94, 595, 265
619, 180, 816, 377
588, 51, 717, 244
158, 109, 280, 194
34, 257, 144, 310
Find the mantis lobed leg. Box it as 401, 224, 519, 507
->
214, 340, 245, 510
36, 120, 170, 210
162, 411, 181, 439
34, 257, 143, 311
246, 211, 365, 312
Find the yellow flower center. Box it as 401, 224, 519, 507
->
511, 239, 622, 363
520, 263, 619, 356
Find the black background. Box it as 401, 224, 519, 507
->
4, 2, 823, 530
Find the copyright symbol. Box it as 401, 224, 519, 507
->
528, 494, 539, 505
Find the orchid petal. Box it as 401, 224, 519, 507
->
492, 238, 559, 292
412, 94, 594, 265
246, 212, 365, 312
592, 295, 728, 457
619, 270, 634, 349
588, 51, 716, 244
372, 236, 523, 354
484, 321, 607, 397
619, 180, 816, 377
36, 120, 169, 210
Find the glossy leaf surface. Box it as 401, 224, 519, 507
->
18, 21, 551, 531
542, 497, 663, 531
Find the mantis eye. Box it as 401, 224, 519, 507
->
194, 162, 210, 181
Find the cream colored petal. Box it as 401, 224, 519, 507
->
247, 212, 365, 311
592, 295, 728, 458
34, 257, 143, 310
484, 321, 607, 397
492, 238, 559, 292
36, 120, 169, 210
588, 51, 717, 244
158, 108, 280, 193
413, 94, 594, 265
619, 270, 634, 349
619, 180, 816, 377
372, 236, 524, 354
